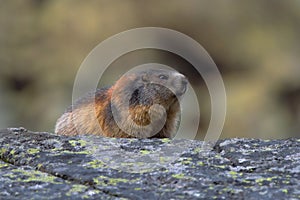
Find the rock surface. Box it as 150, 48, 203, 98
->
0, 128, 299, 200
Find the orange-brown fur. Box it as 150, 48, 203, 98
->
55, 68, 188, 138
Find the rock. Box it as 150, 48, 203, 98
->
0, 128, 299, 199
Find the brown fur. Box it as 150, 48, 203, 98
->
55, 68, 188, 138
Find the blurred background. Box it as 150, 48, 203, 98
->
0, 0, 299, 139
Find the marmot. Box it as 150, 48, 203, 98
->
55, 68, 188, 138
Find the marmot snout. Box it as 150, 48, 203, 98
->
55, 68, 188, 138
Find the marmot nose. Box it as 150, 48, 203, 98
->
181, 76, 188, 86
177, 73, 188, 86
174, 73, 188, 96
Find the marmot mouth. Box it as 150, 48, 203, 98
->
175, 75, 188, 96
175, 83, 188, 96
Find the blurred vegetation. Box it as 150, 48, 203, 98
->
0, 0, 299, 139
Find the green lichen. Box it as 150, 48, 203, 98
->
27, 148, 39, 154
215, 165, 226, 169
193, 147, 201, 153
69, 139, 87, 147
140, 150, 150, 155
282, 189, 288, 194
228, 171, 243, 178
3, 172, 17, 179
159, 156, 167, 163
69, 140, 77, 146
107, 177, 129, 185
93, 177, 100, 184
283, 180, 290, 184
77, 139, 87, 146
242, 179, 251, 184
182, 159, 192, 165
197, 161, 204, 166
66, 184, 88, 196
120, 162, 134, 167
37, 163, 43, 169
222, 187, 230, 192
255, 176, 277, 186
93, 175, 130, 186
0, 163, 9, 168
172, 173, 185, 179
214, 154, 221, 158
11, 169, 59, 184
229, 171, 237, 176
208, 186, 214, 190
87, 160, 105, 168
0, 147, 7, 155
161, 138, 170, 143
10, 149, 16, 155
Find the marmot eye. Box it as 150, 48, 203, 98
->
158, 74, 168, 80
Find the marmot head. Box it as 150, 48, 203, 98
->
110, 68, 188, 138
113, 68, 188, 107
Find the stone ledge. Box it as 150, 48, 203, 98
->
0, 128, 299, 199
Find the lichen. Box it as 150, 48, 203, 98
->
27, 148, 39, 154
0, 147, 7, 155
11, 169, 59, 184
69, 139, 87, 147
161, 138, 170, 143
66, 184, 88, 196
172, 173, 185, 179
87, 160, 105, 168
140, 150, 150, 155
